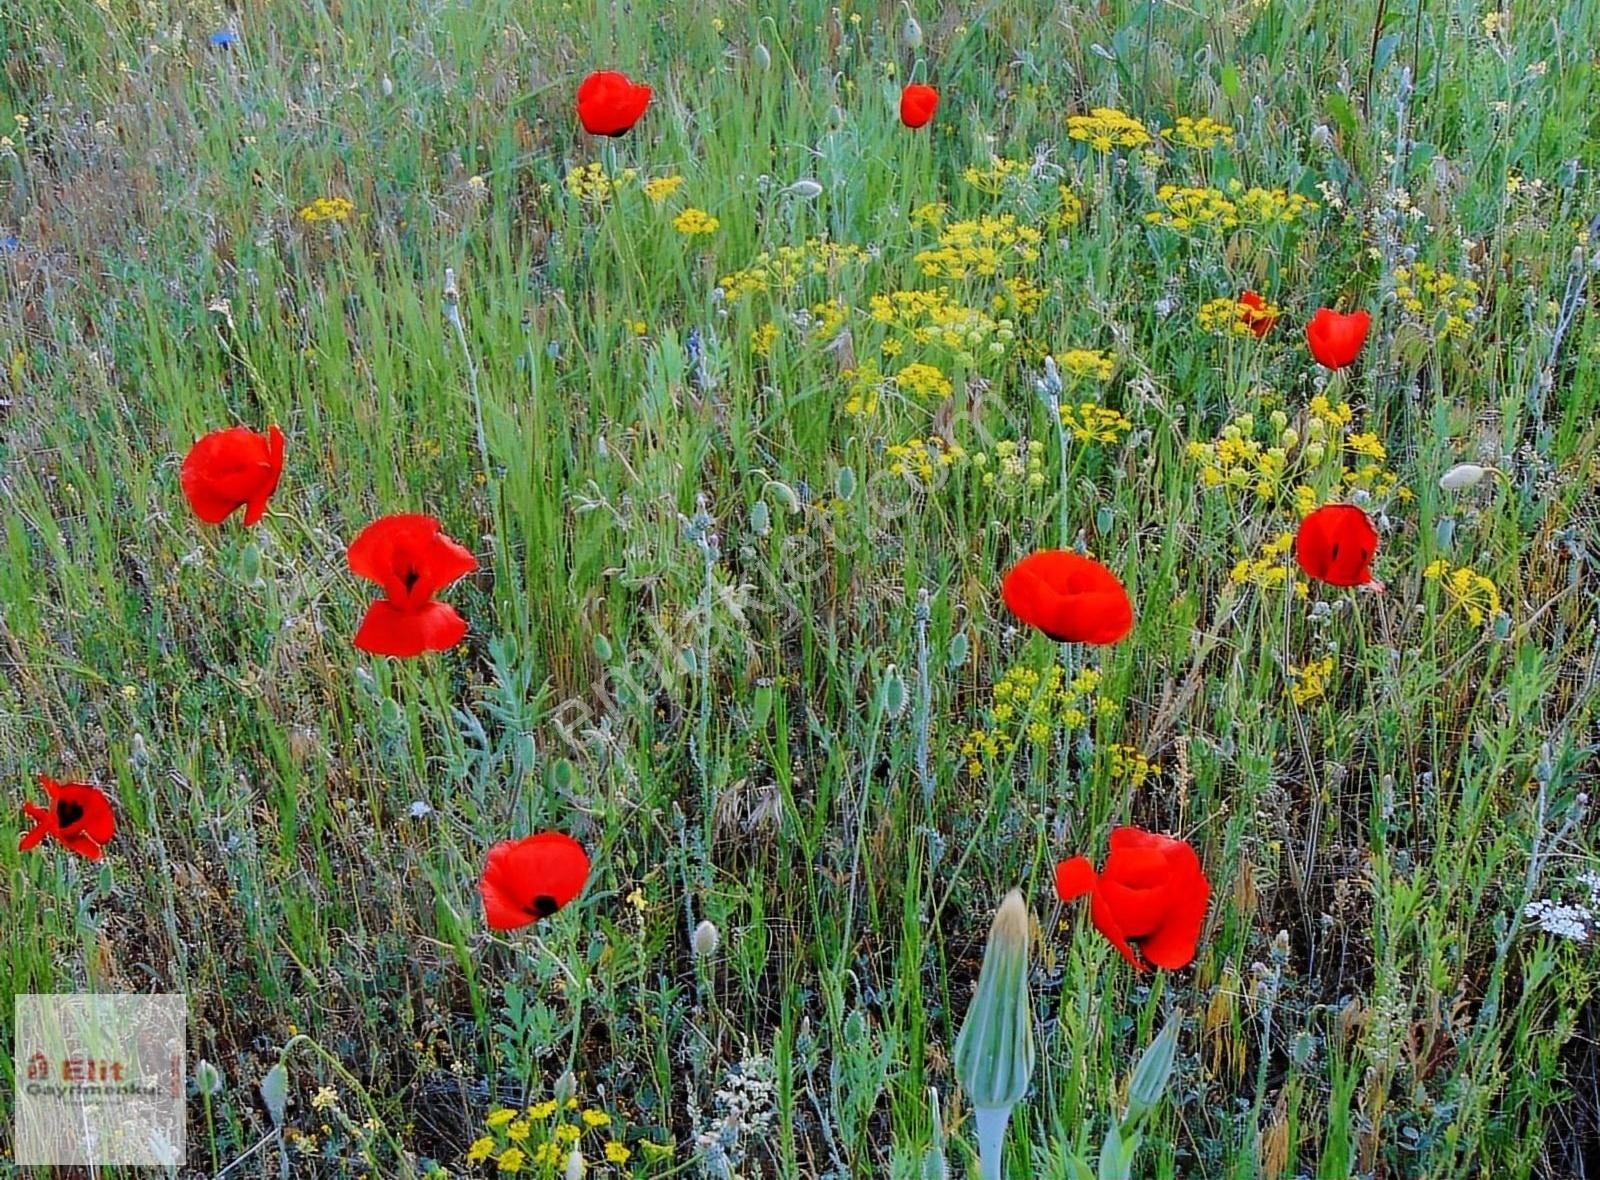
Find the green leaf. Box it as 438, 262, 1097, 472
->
1325, 91, 1360, 141
1220, 64, 1241, 101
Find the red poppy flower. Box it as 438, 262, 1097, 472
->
900, 84, 939, 129
1055, 826, 1209, 971
19, 775, 116, 860
479, 832, 591, 930
1001, 550, 1133, 645
1238, 290, 1277, 338
576, 70, 652, 137
1305, 307, 1371, 370
346, 514, 476, 657
1294, 503, 1378, 587
180, 425, 285, 526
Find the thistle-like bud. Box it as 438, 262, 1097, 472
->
954, 890, 1035, 1180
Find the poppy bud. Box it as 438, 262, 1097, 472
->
592, 633, 613, 662
380, 74, 393, 97
753, 43, 771, 70
921, 1086, 947, 1179
903, 13, 924, 50
553, 1069, 577, 1105
954, 890, 1035, 1180
564, 1147, 586, 1180
786, 178, 824, 199
1439, 463, 1489, 491
195, 1059, 224, 1097
750, 500, 771, 536
692, 919, 720, 958
766, 480, 800, 513
835, 465, 857, 499
1124, 1011, 1182, 1124
945, 631, 969, 670
881, 664, 909, 718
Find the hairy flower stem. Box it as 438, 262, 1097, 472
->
444, 267, 491, 483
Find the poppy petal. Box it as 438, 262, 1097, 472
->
480, 833, 591, 931
1139, 857, 1210, 970
1088, 888, 1146, 971
1001, 551, 1133, 645
241, 424, 286, 526
353, 600, 468, 658
1054, 856, 1096, 902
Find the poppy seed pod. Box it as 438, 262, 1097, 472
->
954, 890, 1035, 1180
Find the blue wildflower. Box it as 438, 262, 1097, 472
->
0, 234, 18, 252
209, 29, 239, 48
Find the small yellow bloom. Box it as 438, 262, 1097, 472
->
673, 207, 720, 235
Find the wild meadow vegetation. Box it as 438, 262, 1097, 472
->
3, 0, 1600, 1176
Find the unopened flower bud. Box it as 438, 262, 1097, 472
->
692, 919, 720, 958
1439, 463, 1489, 491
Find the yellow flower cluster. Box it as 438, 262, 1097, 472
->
1161, 115, 1234, 150
910, 201, 949, 227
1105, 743, 1160, 788
751, 321, 779, 356
673, 207, 720, 235
297, 196, 355, 223
718, 239, 873, 300
994, 276, 1047, 316
809, 299, 850, 341
866, 288, 1016, 364
644, 174, 685, 202
842, 360, 887, 416
913, 213, 1043, 278
1229, 530, 1307, 596
1197, 294, 1280, 337
971, 438, 1046, 491
961, 156, 1031, 194
894, 362, 954, 401
466, 1099, 629, 1175
1289, 656, 1336, 706
563, 161, 637, 203
1067, 107, 1152, 152
1050, 186, 1085, 230
962, 664, 1109, 775
1393, 261, 1479, 338
1056, 348, 1116, 382
1190, 402, 1408, 510
885, 436, 967, 482
1145, 183, 1316, 231
1423, 559, 1503, 626
1059, 401, 1133, 443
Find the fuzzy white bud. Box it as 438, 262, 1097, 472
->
1439, 463, 1490, 491
692, 919, 720, 958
